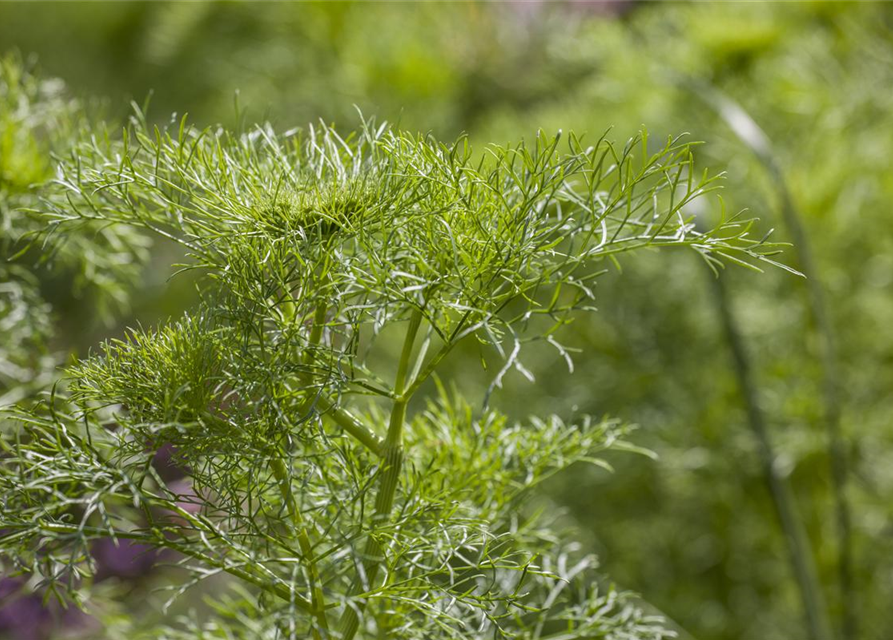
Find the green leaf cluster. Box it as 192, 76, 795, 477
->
2, 105, 782, 638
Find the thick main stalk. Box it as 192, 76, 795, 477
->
337, 310, 422, 640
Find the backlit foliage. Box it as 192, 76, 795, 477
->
1, 108, 782, 638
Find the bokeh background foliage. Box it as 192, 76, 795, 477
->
1, 2, 892, 639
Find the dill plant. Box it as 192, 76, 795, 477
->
1, 108, 788, 638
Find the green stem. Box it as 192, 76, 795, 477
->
692, 82, 853, 640
401, 308, 473, 398
337, 309, 423, 640
402, 340, 452, 399
270, 457, 329, 638
709, 271, 833, 640
306, 302, 328, 366
300, 294, 384, 458
316, 396, 384, 456
270, 293, 330, 637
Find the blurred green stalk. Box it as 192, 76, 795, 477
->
708, 269, 833, 640
693, 83, 855, 640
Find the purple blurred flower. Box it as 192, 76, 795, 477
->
0, 578, 47, 640
0, 577, 92, 640
166, 478, 204, 517
152, 442, 189, 482
92, 539, 159, 581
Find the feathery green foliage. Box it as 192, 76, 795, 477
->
2, 109, 784, 638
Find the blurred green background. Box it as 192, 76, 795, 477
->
2, 2, 892, 639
